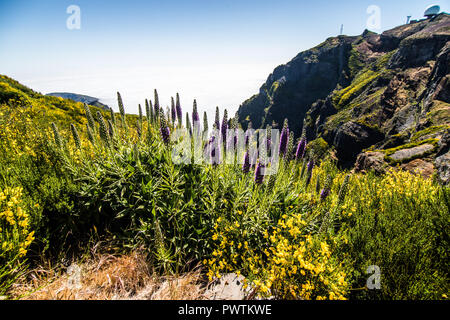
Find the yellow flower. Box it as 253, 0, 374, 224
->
18, 247, 27, 257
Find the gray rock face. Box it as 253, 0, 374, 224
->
333, 122, 384, 166
389, 144, 435, 161
385, 104, 418, 136
237, 35, 357, 134
435, 152, 450, 184
437, 129, 450, 156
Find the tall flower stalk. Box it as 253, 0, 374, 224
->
70, 124, 81, 150
149, 100, 154, 123
192, 100, 199, 124
254, 161, 264, 185
84, 104, 96, 133
186, 112, 192, 136
154, 89, 160, 121
86, 123, 95, 145
97, 111, 110, 146
51, 122, 62, 149
287, 131, 294, 160
242, 151, 250, 173
296, 137, 307, 160
214, 107, 220, 131
159, 108, 170, 145
138, 104, 143, 127
145, 99, 151, 123
176, 93, 182, 127
305, 159, 314, 187
171, 97, 176, 125
221, 109, 228, 148
320, 175, 333, 201
203, 111, 209, 134
108, 120, 115, 139
109, 107, 116, 126
117, 92, 127, 129
279, 127, 289, 157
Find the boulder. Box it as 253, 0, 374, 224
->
354, 152, 387, 174
435, 152, 450, 184
437, 129, 450, 156
401, 159, 435, 179
204, 273, 253, 300
389, 144, 435, 161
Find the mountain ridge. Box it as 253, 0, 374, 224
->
237, 13, 450, 183
46, 92, 109, 110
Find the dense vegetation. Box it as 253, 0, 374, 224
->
0, 75, 449, 300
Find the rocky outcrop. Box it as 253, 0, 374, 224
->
435, 152, 450, 184
237, 35, 357, 134
435, 129, 450, 184
401, 159, 435, 178
333, 121, 384, 165
237, 14, 450, 175
354, 152, 387, 174
389, 144, 435, 161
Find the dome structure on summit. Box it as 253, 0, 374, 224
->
424, 5, 440, 18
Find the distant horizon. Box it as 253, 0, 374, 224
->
1, 0, 449, 120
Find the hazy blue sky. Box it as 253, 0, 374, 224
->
1, 0, 448, 118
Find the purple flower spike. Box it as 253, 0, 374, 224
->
266, 137, 272, 150
307, 159, 314, 172
279, 127, 289, 156
295, 137, 307, 160
209, 136, 220, 165
160, 126, 170, 145
242, 152, 250, 173
221, 111, 228, 147
320, 188, 331, 201
254, 162, 264, 184
171, 103, 176, 123
192, 100, 199, 123
176, 94, 182, 124
193, 112, 199, 123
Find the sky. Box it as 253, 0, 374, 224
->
0, 0, 449, 120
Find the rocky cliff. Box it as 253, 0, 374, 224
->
237, 13, 450, 183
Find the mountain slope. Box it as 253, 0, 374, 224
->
46, 92, 109, 110
237, 14, 450, 182
0, 75, 104, 128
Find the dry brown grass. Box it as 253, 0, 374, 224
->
10, 250, 207, 300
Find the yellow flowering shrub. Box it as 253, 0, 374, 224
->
0, 186, 36, 294
206, 211, 349, 300
254, 214, 349, 300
